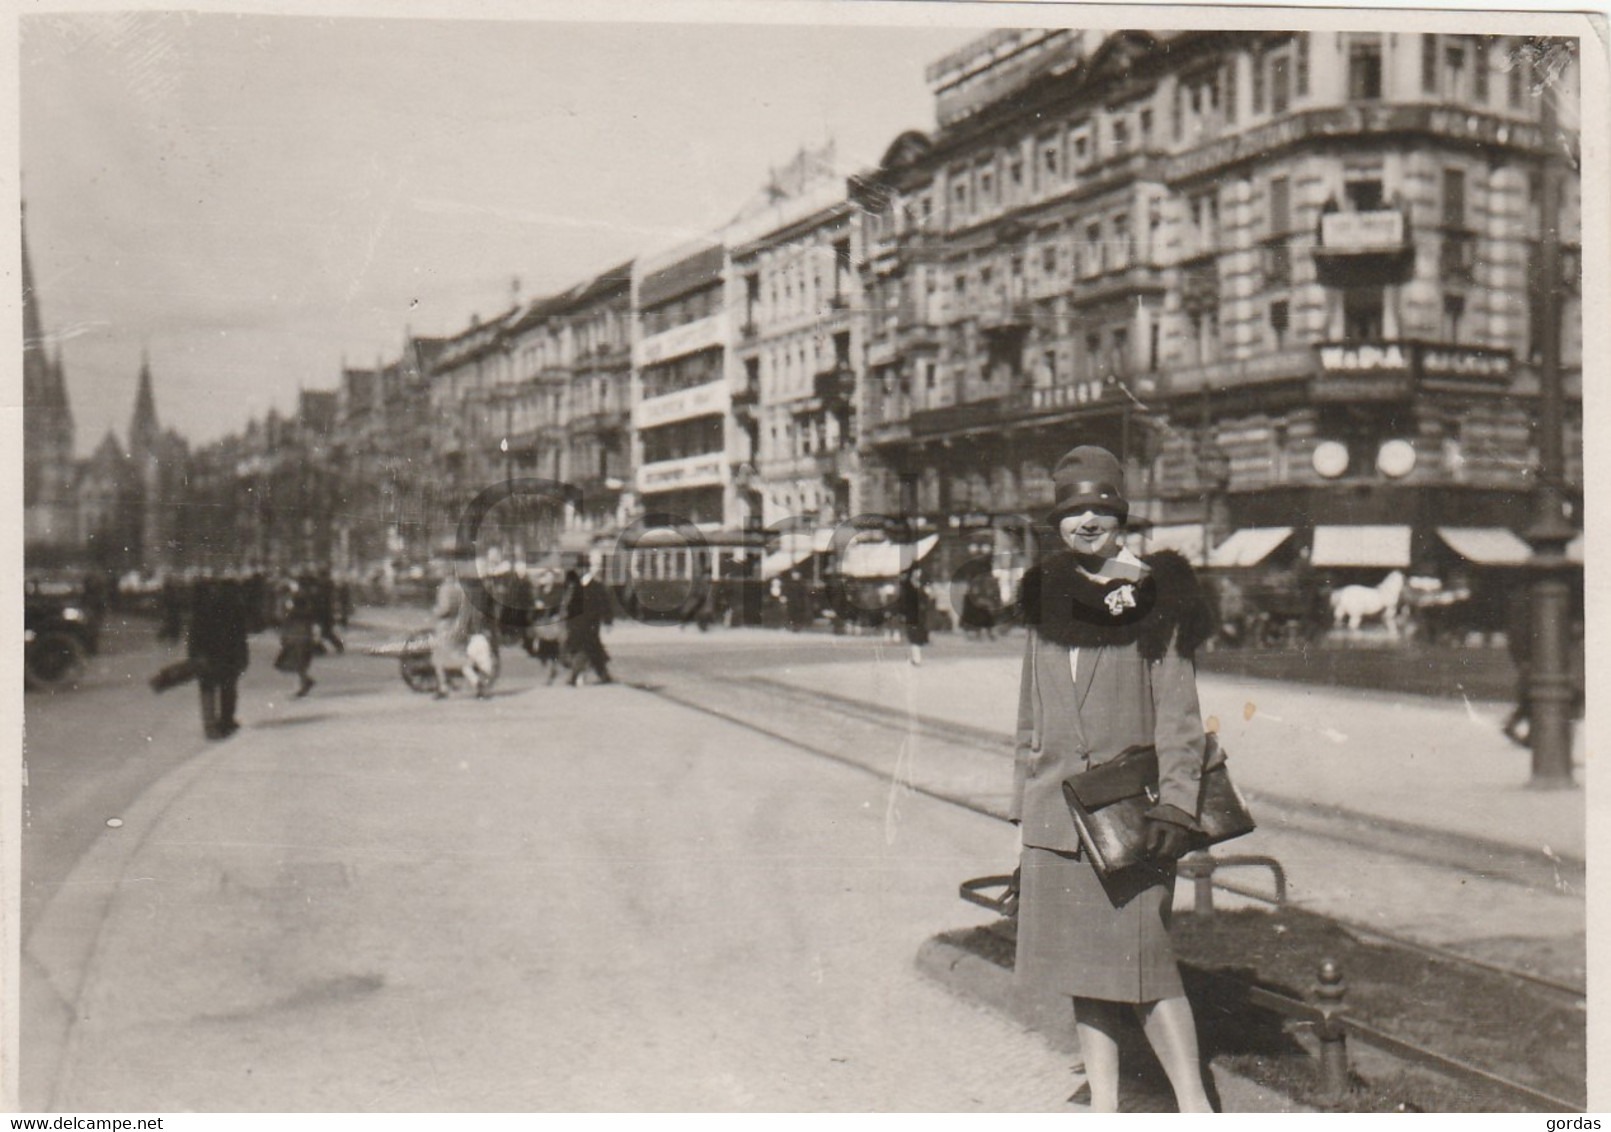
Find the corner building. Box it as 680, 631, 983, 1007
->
856, 28, 1581, 577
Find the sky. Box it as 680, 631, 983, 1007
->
18, 6, 985, 456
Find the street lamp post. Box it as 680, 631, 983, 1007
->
1522, 38, 1578, 789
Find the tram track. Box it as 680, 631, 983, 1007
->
625, 660, 1586, 1110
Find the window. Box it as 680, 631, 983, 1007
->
1474, 37, 1490, 101
1270, 300, 1290, 349
1349, 38, 1384, 100
1084, 333, 1102, 378
1345, 176, 1385, 212
1444, 46, 1466, 93
979, 167, 995, 211
1148, 320, 1161, 372
1225, 61, 1238, 124
1043, 244, 1058, 274
1084, 221, 1103, 277
1112, 116, 1130, 153
1113, 213, 1131, 269
1112, 327, 1130, 374
1296, 33, 1310, 96
1269, 176, 1292, 233
1263, 242, 1291, 288
1509, 49, 1525, 107
1140, 108, 1154, 148
1343, 288, 1385, 341
1443, 167, 1467, 228
1270, 51, 1291, 113
1252, 46, 1266, 112
1072, 124, 1091, 167
952, 179, 968, 220
954, 273, 966, 300
1422, 34, 1439, 93
1041, 137, 1061, 183
1442, 294, 1466, 342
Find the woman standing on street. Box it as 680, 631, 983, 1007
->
1011, 445, 1216, 1113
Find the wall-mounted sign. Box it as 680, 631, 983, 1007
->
1316, 342, 1411, 374
634, 379, 728, 429
637, 452, 727, 492
635, 314, 725, 368
1420, 346, 1511, 384
1320, 210, 1405, 251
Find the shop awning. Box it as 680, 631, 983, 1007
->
1207, 527, 1293, 569
1135, 524, 1204, 561
839, 534, 939, 579
761, 546, 815, 580
1310, 525, 1412, 568
1437, 527, 1532, 566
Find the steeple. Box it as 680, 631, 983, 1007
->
129, 348, 160, 460
22, 201, 71, 421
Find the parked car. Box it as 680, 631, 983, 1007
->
24, 593, 100, 691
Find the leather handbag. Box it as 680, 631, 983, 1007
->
1061, 733, 1255, 878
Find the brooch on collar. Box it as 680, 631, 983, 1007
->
1103, 584, 1139, 617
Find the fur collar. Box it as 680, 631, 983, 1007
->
1017, 549, 1214, 661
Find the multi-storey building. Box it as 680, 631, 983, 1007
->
426, 305, 524, 552
557, 261, 634, 539
631, 240, 734, 527
855, 28, 1581, 580
727, 146, 864, 529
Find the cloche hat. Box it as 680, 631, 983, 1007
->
1047, 445, 1129, 523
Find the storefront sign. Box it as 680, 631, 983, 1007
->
1320, 210, 1405, 251
1420, 346, 1512, 385
637, 452, 727, 492
1026, 379, 1107, 413
1315, 342, 1411, 375
634, 379, 728, 429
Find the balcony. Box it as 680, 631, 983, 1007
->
977, 297, 1033, 336
570, 407, 630, 437
813, 362, 856, 407
740, 319, 759, 341
1313, 209, 1414, 288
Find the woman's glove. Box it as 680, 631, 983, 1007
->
1144, 804, 1199, 859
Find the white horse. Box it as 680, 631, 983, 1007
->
1330, 570, 1407, 635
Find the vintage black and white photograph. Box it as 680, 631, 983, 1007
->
11, 0, 1602, 1114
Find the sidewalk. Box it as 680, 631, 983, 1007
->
754, 638, 1588, 865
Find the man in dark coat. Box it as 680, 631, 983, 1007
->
188, 575, 251, 739
564, 567, 614, 686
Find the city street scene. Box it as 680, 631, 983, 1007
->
15, 6, 1598, 1116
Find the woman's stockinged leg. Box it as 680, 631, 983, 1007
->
1072, 997, 1124, 1113
1136, 995, 1214, 1112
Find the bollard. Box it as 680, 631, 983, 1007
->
1314, 958, 1350, 1108
1178, 851, 1215, 914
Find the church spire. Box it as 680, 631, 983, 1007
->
130, 348, 160, 459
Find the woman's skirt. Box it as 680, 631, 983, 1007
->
273, 623, 315, 674
1015, 844, 1183, 1004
